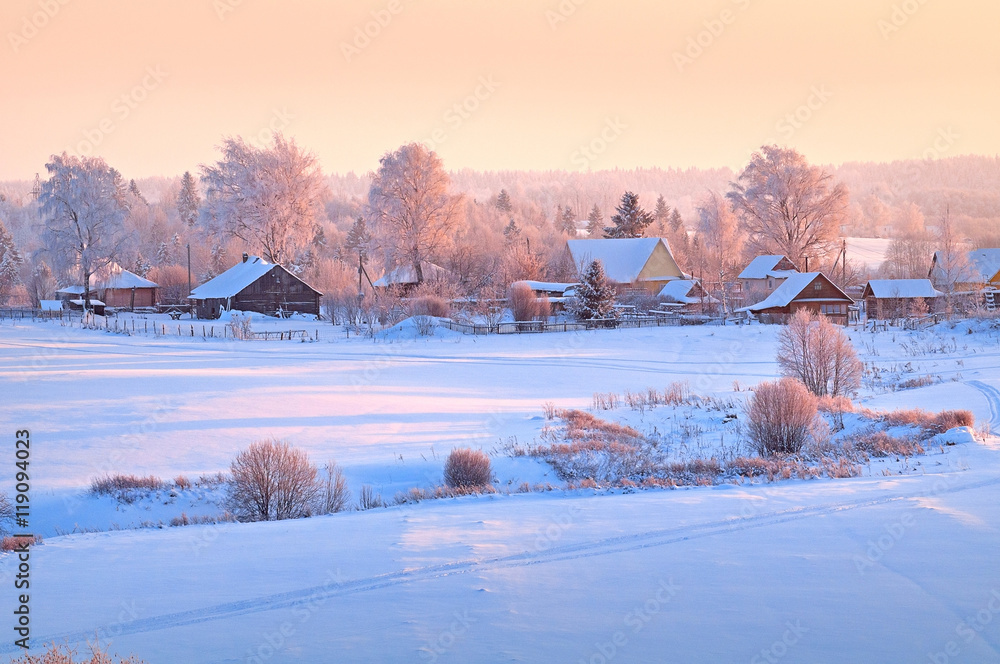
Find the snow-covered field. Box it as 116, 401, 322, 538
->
1, 316, 1000, 662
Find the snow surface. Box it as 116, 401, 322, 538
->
2, 318, 1000, 661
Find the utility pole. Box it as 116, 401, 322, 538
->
186, 244, 192, 318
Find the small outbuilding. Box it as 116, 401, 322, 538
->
372, 262, 452, 293
96, 266, 158, 309
188, 254, 322, 319
861, 279, 940, 320
737, 255, 799, 295
738, 272, 853, 325
657, 279, 719, 313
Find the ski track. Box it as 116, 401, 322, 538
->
9, 474, 999, 652
968, 380, 1000, 434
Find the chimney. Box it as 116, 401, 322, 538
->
242, 253, 249, 263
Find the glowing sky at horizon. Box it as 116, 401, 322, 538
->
0, 0, 997, 180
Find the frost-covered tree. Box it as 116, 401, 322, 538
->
128, 179, 148, 206
727, 145, 848, 265
495, 189, 512, 214
177, 171, 200, 227
669, 208, 683, 233
697, 191, 744, 312
39, 153, 129, 309
367, 143, 462, 283
777, 310, 862, 398
131, 253, 152, 277
502, 219, 521, 244
604, 191, 654, 239
654, 194, 670, 234
200, 133, 325, 265
26, 260, 56, 307
0, 219, 23, 305
344, 216, 371, 261
586, 204, 603, 237
571, 259, 617, 320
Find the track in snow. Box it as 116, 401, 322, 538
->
8, 474, 1000, 652
968, 380, 1000, 434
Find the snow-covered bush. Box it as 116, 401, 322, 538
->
226, 439, 320, 521
227, 312, 253, 340
89, 474, 165, 503
746, 378, 818, 455
408, 294, 449, 318
443, 448, 493, 489
507, 282, 549, 322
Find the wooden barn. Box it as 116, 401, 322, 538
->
862, 279, 941, 320
566, 238, 685, 294
188, 254, 322, 319
738, 272, 854, 325
96, 265, 158, 309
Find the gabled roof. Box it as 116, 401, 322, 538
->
657, 279, 718, 305
96, 266, 157, 290
372, 262, 450, 287
967, 249, 1000, 281
739, 272, 852, 312
518, 280, 578, 294
863, 279, 941, 299
930, 248, 1000, 284
189, 256, 321, 300
566, 238, 672, 283
738, 255, 798, 280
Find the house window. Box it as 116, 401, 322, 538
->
814, 282, 822, 291
767, 278, 774, 289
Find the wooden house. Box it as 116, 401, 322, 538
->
188, 254, 321, 319
372, 261, 452, 294
95, 265, 158, 309
861, 279, 941, 320
657, 279, 719, 313
566, 238, 684, 294
737, 255, 799, 296
929, 248, 1000, 292
738, 272, 853, 325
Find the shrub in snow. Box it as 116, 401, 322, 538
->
89, 474, 165, 502
227, 312, 253, 340
320, 460, 351, 514
358, 484, 384, 510
0, 492, 12, 536
226, 439, 320, 522
10, 641, 146, 663
443, 448, 493, 489
746, 378, 818, 455
777, 309, 862, 397
507, 282, 550, 322
408, 294, 449, 318
570, 259, 617, 321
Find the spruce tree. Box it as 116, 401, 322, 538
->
503, 219, 521, 243
561, 206, 577, 235
572, 259, 617, 321
669, 208, 684, 233
604, 191, 654, 238
0, 220, 23, 305
496, 189, 512, 213
586, 204, 603, 237
345, 217, 371, 261
177, 171, 201, 227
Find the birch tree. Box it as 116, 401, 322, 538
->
38, 153, 129, 308
200, 133, 325, 266
727, 145, 848, 265
367, 143, 462, 283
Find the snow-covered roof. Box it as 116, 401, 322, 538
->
373, 262, 450, 287
657, 280, 718, 305
518, 280, 578, 294
864, 279, 941, 299
967, 249, 1000, 281
739, 273, 851, 312
39, 300, 62, 311
70, 298, 105, 306
189, 256, 278, 300
566, 238, 669, 283
55, 285, 85, 295
96, 266, 157, 290
738, 255, 794, 280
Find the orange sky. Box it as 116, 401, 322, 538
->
0, 0, 997, 180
